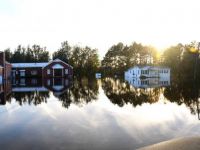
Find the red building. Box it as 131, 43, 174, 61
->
12, 59, 73, 78
0, 52, 12, 80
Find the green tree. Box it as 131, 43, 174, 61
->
53, 41, 72, 63
53, 41, 100, 76
4, 48, 12, 62
101, 42, 157, 76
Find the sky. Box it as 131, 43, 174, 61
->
0, 0, 200, 59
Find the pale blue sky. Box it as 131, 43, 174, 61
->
0, 0, 200, 59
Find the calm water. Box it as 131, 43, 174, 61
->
0, 77, 200, 150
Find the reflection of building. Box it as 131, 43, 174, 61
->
12, 78, 72, 96
125, 76, 170, 88
125, 66, 170, 78
12, 59, 73, 78
0, 80, 12, 105
0, 66, 2, 84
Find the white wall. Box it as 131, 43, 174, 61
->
159, 69, 170, 78
125, 67, 141, 78
125, 67, 170, 78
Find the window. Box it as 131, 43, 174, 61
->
65, 69, 68, 75
65, 79, 69, 85
47, 69, 51, 75
20, 78, 25, 85
47, 79, 50, 86
31, 79, 37, 85
31, 70, 37, 75
20, 70, 25, 77
141, 70, 148, 74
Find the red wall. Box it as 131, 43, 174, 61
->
4, 63, 12, 79
0, 52, 12, 79
43, 61, 73, 78
0, 68, 3, 76
0, 52, 5, 67
12, 67, 43, 78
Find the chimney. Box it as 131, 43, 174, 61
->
0, 52, 5, 67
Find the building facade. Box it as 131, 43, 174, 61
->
125, 66, 170, 78
0, 52, 12, 80
43, 59, 73, 78
12, 59, 73, 78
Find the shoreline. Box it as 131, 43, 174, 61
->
138, 136, 200, 150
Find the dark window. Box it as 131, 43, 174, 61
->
31, 70, 37, 75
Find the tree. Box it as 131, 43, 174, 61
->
5, 45, 50, 63
161, 43, 183, 72
4, 48, 12, 62
52, 41, 72, 63
101, 42, 157, 76
161, 42, 200, 78
53, 41, 100, 76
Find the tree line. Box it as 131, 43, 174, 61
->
3, 41, 200, 77
52, 41, 99, 76
101, 42, 157, 76
101, 41, 200, 78
160, 41, 200, 79
4, 45, 50, 63
4, 41, 100, 76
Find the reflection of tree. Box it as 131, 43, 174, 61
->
102, 78, 161, 107
55, 77, 99, 108
164, 75, 200, 116
8, 77, 99, 108
12, 91, 50, 106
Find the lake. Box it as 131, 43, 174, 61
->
0, 77, 199, 150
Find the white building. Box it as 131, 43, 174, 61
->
124, 66, 170, 78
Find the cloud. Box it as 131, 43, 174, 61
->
0, 0, 200, 58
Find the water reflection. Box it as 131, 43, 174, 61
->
125, 76, 170, 88
0, 79, 12, 105
1, 76, 200, 149
102, 76, 200, 120
1, 77, 99, 109
102, 78, 162, 107
56, 77, 99, 108
0, 76, 200, 119
164, 76, 200, 119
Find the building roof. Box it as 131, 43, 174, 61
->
11, 59, 73, 69
12, 63, 48, 68
48, 59, 73, 68
12, 87, 48, 92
